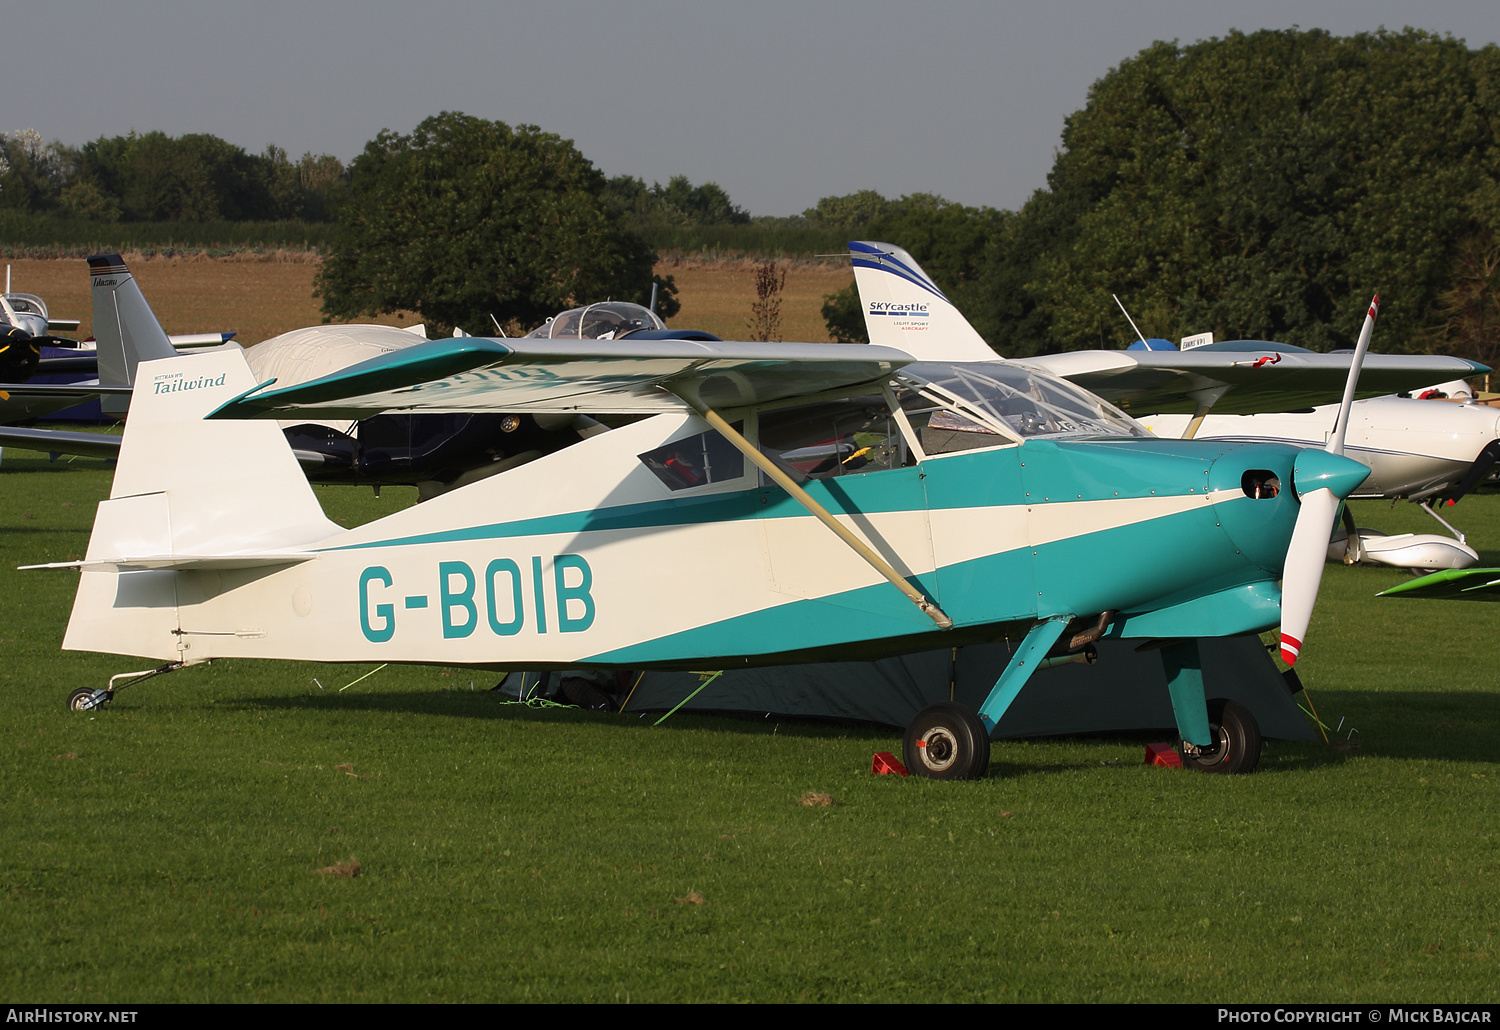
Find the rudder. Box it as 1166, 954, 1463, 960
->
89, 254, 180, 415
61, 348, 340, 661
849, 240, 997, 362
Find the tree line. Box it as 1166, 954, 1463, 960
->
5, 27, 1498, 361
0, 129, 348, 223
815, 28, 1500, 367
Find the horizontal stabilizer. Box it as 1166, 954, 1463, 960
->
23, 552, 317, 572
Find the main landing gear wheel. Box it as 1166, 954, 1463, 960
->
67, 688, 112, 712
1179, 698, 1262, 775
904, 701, 991, 780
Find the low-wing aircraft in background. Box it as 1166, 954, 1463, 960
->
2, 265, 81, 343
0, 256, 654, 498
0, 265, 128, 420
31, 273, 1400, 780
848, 240, 1496, 571
0, 260, 236, 425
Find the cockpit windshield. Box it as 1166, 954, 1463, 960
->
899, 362, 1148, 444
525, 302, 664, 341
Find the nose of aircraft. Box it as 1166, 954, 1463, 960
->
1290, 448, 1371, 502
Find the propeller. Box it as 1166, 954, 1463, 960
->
1279, 296, 1380, 666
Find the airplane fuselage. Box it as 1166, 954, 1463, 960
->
1142, 396, 1500, 499
63, 400, 1308, 672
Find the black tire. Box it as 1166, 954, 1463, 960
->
1179, 699, 1261, 774
67, 688, 98, 712
904, 701, 990, 780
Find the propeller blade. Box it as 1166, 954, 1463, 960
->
1439, 438, 1500, 507
1326, 295, 1378, 455
1280, 485, 1340, 665
1281, 295, 1378, 665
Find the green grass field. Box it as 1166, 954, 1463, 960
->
1, 449, 1496, 1002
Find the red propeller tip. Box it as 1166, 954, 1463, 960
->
1280, 633, 1302, 666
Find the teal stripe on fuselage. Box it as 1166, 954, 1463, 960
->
584, 498, 1280, 667
325, 437, 1272, 553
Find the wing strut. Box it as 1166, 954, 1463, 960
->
681, 399, 953, 631
1180, 385, 1231, 440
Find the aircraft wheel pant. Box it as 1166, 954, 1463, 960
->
904, 701, 991, 780
1177, 699, 1262, 774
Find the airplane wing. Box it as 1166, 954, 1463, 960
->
169, 332, 238, 349
209, 337, 916, 421
0, 425, 122, 459
35, 356, 101, 374
0, 383, 133, 400
0, 423, 340, 480
1378, 567, 1500, 601
1018, 349, 1489, 415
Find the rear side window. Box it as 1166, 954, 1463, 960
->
638, 429, 745, 491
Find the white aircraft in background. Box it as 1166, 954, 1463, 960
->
848, 241, 1496, 571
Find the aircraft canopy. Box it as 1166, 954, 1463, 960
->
524, 302, 664, 340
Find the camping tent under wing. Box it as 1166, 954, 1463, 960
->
619, 635, 1315, 741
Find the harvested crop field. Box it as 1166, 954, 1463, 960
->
5, 255, 854, 346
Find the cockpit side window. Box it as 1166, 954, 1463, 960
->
893, 381, 1018, 456
900, 362, 1148, 443
756, 395, 910, 483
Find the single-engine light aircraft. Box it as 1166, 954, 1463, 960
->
849, 240, 1494, 572
32, 282, 1402, 780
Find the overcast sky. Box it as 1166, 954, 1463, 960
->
6, 1, 1496, 216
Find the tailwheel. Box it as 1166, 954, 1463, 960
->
903, 701, 991, 780
1179, 699, 1261, 774
67, 688, 112, 712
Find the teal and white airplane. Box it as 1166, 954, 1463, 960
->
30, 266, 1425, 779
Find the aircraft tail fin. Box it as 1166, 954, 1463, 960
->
60, 347, 339, 660
849, 241, 997, 362
89, 254, 180, 415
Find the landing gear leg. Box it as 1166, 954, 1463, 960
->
65, 662, 184, 711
